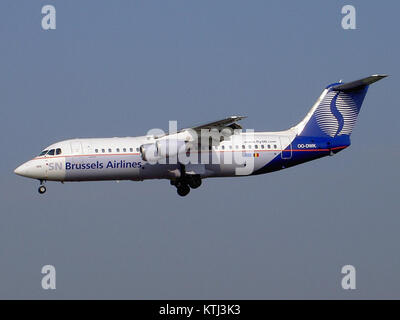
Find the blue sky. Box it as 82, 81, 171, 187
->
0, 0, 399, 298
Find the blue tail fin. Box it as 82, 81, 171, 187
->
295, 75, 387, 138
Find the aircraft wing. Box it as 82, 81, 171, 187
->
153, 115, 247, 142
187, 115, 247, 131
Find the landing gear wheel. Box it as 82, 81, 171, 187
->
38, 185, 46, 194
177, 184, 190, 197
188, 176, 202, 189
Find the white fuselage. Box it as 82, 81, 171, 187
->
14, 130, 299, 182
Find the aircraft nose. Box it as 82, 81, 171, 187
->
14, 160, 45, 179
14, 164, 27, 176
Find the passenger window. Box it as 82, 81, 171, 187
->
268, 145, 271, 149
130, 148, 133, 152
235, 145, 239, 149
242, 145, 245, 149
47, 149, 55, 156
123, 148, 126, 152
229, 145, 232, 149
221, 145, 225, 150
136, 148, 139, 152
261, 145, 264, 149
254, 145, 258, 149
102, 149, 105, 153
95, 149, 98, 153
116, 148, 120, 152
248, 145, 251, 149
108, 148, 112, 153
56, 148, 62, 155
274, 144, 277, 149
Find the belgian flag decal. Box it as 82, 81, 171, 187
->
254, 153, 260, 158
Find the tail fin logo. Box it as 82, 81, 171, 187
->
315, 91, 359, 137
335, 92, 358, 135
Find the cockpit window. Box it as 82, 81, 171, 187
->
56, 148, 62, 155
39, 150, 48, 156
47, 149, 55, 156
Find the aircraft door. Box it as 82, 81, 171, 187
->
280, 136, 292, 159
70, 141, 83, 155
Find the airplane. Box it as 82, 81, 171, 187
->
14, 74, 387, 197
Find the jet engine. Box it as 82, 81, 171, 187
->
156, 139, 187, 158
139, 143, 160, 162
140, 139, 187, 162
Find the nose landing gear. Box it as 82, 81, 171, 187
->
38, 180, 46, 194
38, 185, 46, 194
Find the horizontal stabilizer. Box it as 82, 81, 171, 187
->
331, 74, 388, 92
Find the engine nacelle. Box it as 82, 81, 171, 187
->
156, 139, 187, 158
139, 143, 160, 162
140, 139, 187, 162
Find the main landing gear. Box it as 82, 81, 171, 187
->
38, 180, 46, 194
171, 174, 202, 197
177, 183, 190, 197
